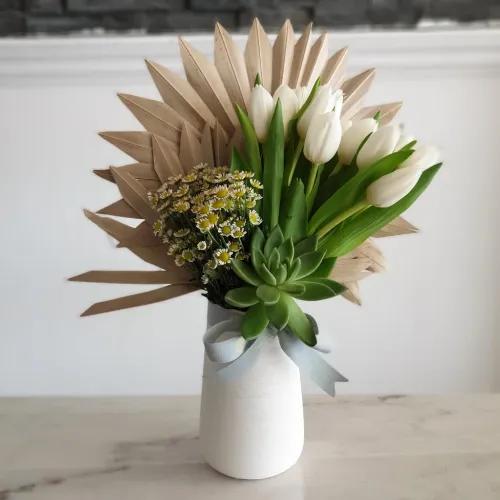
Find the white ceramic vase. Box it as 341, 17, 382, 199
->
199, 302, 304, 480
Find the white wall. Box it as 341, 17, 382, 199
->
1, 29, 499, 396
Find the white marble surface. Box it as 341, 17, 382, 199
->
1, 395, 499, 499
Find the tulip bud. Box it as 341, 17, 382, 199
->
297, 86, 339, 139
274, 85, 300, 135
303, 93, 343, 164
249, 84, 274, 142
400, 144, 440, 171
338, 118, 378, 165
295, 85, 313, 108
356, 125, 400, 169
366, 167, 421, 208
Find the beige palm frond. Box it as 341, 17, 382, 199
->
71, 20, 417, 315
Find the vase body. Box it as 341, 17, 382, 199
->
200, 302, 304, 480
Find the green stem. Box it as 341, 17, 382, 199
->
317, 199, 371, 239
284, 139, 304, 187
305, 163, 319, 199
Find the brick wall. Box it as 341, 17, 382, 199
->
1, 0, 499, 36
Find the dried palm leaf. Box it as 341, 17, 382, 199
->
214, 22, 251, 111
272, 19, 295, 92
301, 32, 329, 87
245, 18, 273, 91
145, 59, 216, 131
179, 37, 238, 135
98, 131, 152, 164
320, 46, 348, 88
374, 217, 419, 237
152, 135, 183, 182
289, 23, 312, 88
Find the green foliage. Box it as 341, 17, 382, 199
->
262, 101, 285, 230
235, 104, 262, 179
280, 179, 307, 242
321, 164, 442, 257
230, 146, 248, 173
226, 227, 345, 345
309, 150, 413, 235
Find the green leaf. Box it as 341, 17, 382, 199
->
284, 294, 316, 346
308, 150, 413, 235
266, 293, 290, 330
230, 146, 248, 173
275, 264, 288, 285
225, 287, 259, 308
292, 278, 345, 301
322, 164, 442, 257
256, 284, 280, 305
268, 248, 281, 274
314, 163, 357, 210
287, 259, 302, 281
235, 104, 262, 179
241, 303, 269, 339
279, 179, 307, 242
256, 262, 277, 286
278, 238, 294, 264
231, 259, 263, 287
294, 235, 318, 256
279, 282, 305, 295
263, 100, 285, 230
309, 257, 337, 278
295, 250, 325, 280
264, 225, 284, 258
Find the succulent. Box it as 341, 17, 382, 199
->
225, 226, 345, 346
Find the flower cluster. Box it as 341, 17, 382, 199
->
149, 164, 263, 296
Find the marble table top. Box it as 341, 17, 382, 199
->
1, 395, 499, 500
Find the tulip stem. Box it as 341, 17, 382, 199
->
284, 139, 304, 187
305, 163, 320, 209
317, 199, 371, 239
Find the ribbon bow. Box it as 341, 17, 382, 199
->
203, 315, 347, 397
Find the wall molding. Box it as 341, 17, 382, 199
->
1, 28, 500, 86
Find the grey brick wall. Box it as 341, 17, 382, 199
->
1, 0, 499, 36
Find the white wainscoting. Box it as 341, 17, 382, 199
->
1, 29, 500, 395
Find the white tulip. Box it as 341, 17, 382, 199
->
338, 118, 378, 165
356, 125, 400, 169
400, 144, 440, 171
273, 85, 300, 135
295, 85, 313, 108
303, 93, 343, 164
297, 86, 339, 139
249, 84, 274, 142
366, 167, 421, 208
395, 133, 415, 151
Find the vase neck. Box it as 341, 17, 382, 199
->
206, 301, 241, 329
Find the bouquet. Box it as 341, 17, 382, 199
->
71, 19, 441, 479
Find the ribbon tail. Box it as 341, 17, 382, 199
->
279, 332, 348, 397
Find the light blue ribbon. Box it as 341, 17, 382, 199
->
203, 315, 347, 397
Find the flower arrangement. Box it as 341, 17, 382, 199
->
71, 19, 440, 359
70, 19, 443, 480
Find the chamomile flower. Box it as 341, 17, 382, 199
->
218, 221, 233, 237
214, 249, 233, 266
174, 255, 186, 267
248, 210, 262, 226
231, 227, 246, 239
250, 178, 263, 189
197, 241, 208, 251
152, 219, 164, 236
181, 249, 195, 263
173, 200, 190, 213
